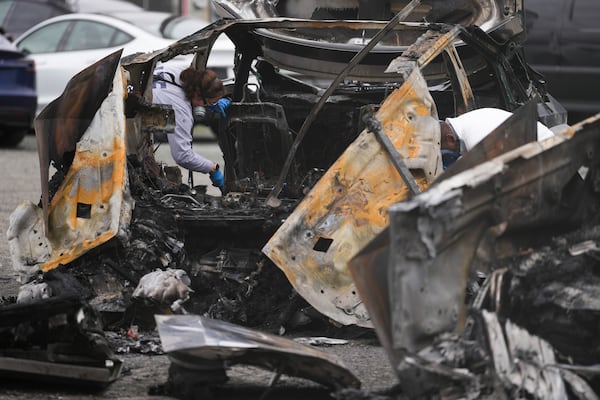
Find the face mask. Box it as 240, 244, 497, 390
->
441, 149, 461, 169
193, 106, 207, 122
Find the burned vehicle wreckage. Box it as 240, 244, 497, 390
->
5, 0, 600, 397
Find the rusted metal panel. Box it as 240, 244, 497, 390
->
386, 27, 461, 75
35, 51, 123, 234
8, 57, 133, 274
262, 67, 442, 327
41, 68, 131, 272
261, 27, 479, 327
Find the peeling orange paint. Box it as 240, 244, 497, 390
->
41, 73, 128, 272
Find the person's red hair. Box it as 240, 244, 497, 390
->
180, 68, 224, 102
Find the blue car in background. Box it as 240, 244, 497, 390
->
0, 34, 36, 147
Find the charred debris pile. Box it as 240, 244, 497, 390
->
390, 225, 600, 399
40, 155, 309, 333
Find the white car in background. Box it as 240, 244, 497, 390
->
14, 13, 234, 116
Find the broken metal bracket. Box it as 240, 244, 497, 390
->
362, 109, 420, 196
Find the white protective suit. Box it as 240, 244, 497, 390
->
152, 63, 214, 173
446, 107, 555, 152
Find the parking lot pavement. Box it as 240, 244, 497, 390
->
0, 135, 39, 295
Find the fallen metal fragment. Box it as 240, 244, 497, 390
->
482, 310, 567, 399
155, 314, 361, 389
0, 296, 121, 386
568, 240, 600, 256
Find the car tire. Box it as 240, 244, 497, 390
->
0, 129, 26, 148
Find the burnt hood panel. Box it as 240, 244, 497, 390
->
156, 314, 361, 389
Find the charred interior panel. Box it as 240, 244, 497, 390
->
217, 88, 297, 195
0, 296, 121, 386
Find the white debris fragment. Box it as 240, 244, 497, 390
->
16, 281, 52, 304
6, 201, 51, 279
293, 337, 349, 346
568, 240, 600, 256
132, 268, 193, 305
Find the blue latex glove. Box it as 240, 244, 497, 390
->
209, 165, 224, 189
441, 149, 461, 169
208, 97, 231, 118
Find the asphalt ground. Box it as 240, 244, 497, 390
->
0, 134, 398, 400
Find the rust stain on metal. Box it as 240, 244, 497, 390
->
40, 72, 129, 272
43, 136, 127, 272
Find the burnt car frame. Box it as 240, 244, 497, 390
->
212, 0, 533, 84
8, 9, 566, 330
7, 5, 600, 397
